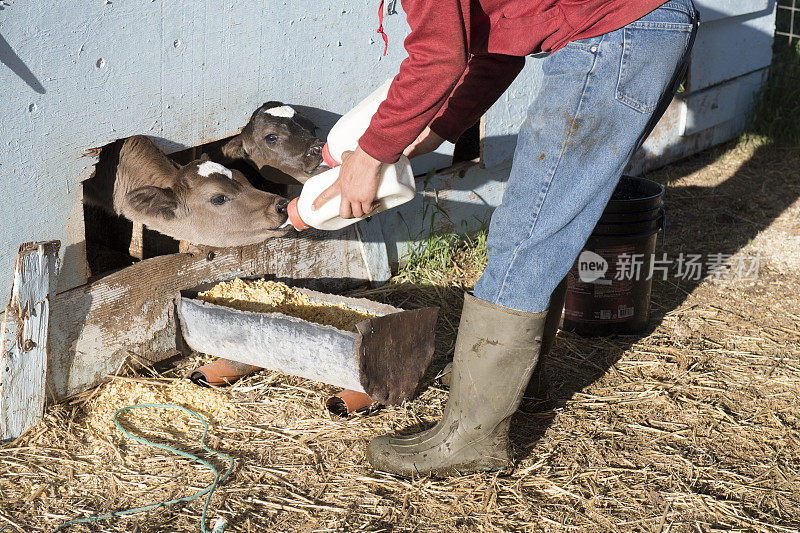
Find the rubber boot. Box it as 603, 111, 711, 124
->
439, 278, 566, 391
366, 293, 547, 477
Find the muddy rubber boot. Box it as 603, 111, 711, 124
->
366, 293, 547, 477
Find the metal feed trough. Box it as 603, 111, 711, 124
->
177, 285, 438, 405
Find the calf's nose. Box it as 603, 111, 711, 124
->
275, 199, 289, 215
309, 144, 322, 156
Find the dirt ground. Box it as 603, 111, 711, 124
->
1, 139, 799, 532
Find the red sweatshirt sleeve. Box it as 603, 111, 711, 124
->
358, 0, 470, 164
430, 53, 525, 143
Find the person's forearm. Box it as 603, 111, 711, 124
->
358, 0, 470, 164
430, 53, 525, 143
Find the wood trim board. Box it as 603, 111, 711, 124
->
0, 241, 60, 440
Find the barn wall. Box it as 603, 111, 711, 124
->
0, 0, 779, 409
0, 0, 450, 298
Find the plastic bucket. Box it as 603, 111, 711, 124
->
563, 176, 665, 336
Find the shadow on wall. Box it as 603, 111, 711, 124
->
0, 33, 45, 94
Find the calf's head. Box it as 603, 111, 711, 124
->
121, 159, 290, 247
220, 102, 325, 184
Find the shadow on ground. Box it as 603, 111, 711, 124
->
512, 140, 800, 458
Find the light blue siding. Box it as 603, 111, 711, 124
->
0, 0, 421, 295
689, 1, 776, 91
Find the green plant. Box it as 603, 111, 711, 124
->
398, 229, 488, 286
747, 33, 800, 149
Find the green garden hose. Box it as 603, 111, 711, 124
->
53, 404, 234, 533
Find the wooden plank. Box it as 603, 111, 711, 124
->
695, 0, 771, 23
58, 191, 91, 294
47, 227, 376, 401
688, 10, 775, 91
682, 81, 739, 136
682, 69, 766, 135
128, 222, 145, 260
354, 218, 391, 286
625, 68, 768, 175
0, 241, 60, 440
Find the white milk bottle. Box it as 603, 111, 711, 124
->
285, 77, 415, 231
320, 78, 393, 167
285, 156, 416, 231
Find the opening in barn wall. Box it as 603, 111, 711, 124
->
81, 136, 292, 279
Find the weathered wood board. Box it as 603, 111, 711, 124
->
0, 241, 60, 440
682, 69, 766, 135
354, 217, 391, 284
626, 68, 767, 175
687, 3, 775, 92
47, 223, 388, 402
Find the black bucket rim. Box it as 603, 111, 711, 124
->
604, 176, 665, 213
597, 209, 664, 227
593, 208, 665, 237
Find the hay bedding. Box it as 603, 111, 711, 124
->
1, 140, 799, 532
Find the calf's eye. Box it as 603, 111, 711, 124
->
210, 194, 229, 206
265, 134, 278, 144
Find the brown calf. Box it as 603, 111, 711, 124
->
84, 135, 290, 248
217, 102, 326, 184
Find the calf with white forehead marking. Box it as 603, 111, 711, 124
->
84, 135, 290, 247
217, 101, 326, 184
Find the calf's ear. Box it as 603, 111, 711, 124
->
220, 136, 246, 161
124, 186, 185, 221
293, 112, 319, 135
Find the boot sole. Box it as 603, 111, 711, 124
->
367, 456, 513, 479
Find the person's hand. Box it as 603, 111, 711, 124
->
312, 146, 381, 219
403, 126, 445, 159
